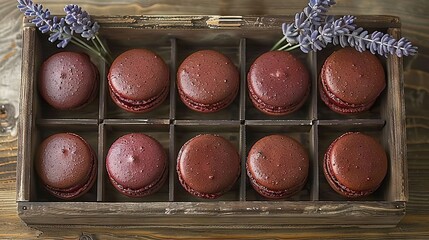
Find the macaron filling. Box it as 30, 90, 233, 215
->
248, 82, 309, 115
319, 70, 378, 114
45, 153, 97, 199
319, 82, 374, 114
323, 150, 372, 198
246, 166, 307, 199
108, 164, 167, 197
176, 149, 240, 199
176, 166, 232, 199
178, 84, 238, 113
109, 81, 169, 112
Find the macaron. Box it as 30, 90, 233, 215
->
247, 51, 310, 115
35, 133, 97, 199
177, 50, 239, 113
320, 48, 386, 114
108, 49, 169, 113
38, 52, 99, 110
247, 135, 309, 199
176, 134, 240, 199
106, 133, 168, 197
323, 132, 388, 198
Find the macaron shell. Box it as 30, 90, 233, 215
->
38, 52, 98, 110
326, 132, 387, 193
247, 51, 310, 109
108, 163, 167, 198
319, 81, 374, 114
177, 134, 240, 197
321, 48, 385, 106
177, 50, 239, 106
177, 84, 238, 113
106, 133, 167, 191
247, 135, 309, 192
249, 88, 309, 116
108, 49, 169, 101
45, 159, 97, 199
36, 133, 94, 190
108, 83, 169, 113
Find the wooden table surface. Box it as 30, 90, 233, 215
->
1, 0, 428, 239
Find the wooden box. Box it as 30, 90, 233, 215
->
17, 15, 407, 228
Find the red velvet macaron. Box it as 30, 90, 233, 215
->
35, 133, 97, 199
247, 135, 309, 199
323, 132, 388, 198
319, 48, 386, 114
108, 49, 169, 113
176, 134, 240, 199
106, 133, 168, 197
247, 51, 310, 115
177, 50, 239, 113
39, 52, 99, 110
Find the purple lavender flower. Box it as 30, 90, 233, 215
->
64, 4, 99, 40
340, 29, 418, 57
274, 0, 417, 57
304, 0, 336, 27
17, 0, 72, 48
17, 0, 112, 63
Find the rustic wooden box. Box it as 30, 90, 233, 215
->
17, 15, 407, 228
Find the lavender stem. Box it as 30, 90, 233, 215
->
71, 37, 109, 64
282, 44, 301, 51
95, 35, 113, 61
271, 36, 287, 51
91, 38, 101, 52
278, 43, 293, 51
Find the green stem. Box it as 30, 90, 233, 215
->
278, 43, 293, 51
271, 36, 287, 51
283, 44, 301, 51
71, 38, 109, 64
73, 36, 99, 54
95, 35, 113, 61
91, 38, 101, 52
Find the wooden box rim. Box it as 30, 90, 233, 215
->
16, 14, 407, 228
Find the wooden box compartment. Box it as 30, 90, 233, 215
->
17, 15, 407, 228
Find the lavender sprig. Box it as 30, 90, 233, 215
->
272, 0, 417, 57
17, 0, 112, 64
64, 4, 99, 40
17, 0, 72, 48
272, 0, 336, 50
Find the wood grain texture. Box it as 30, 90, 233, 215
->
1, 0, 428, 239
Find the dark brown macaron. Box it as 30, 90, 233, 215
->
176, 134, 240, 199
35, 133, 97, 200
247, 135, 309, 199
323, 132, 388, 198
247, 51, 310, 116
38, 52, 99, 110
177, 50, 239, 113
108, 49, 169, 113
320, 48, 386, 114
106, 133, 168, 197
